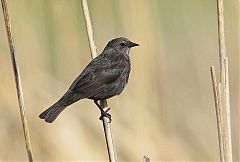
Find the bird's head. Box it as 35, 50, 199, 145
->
105, 37, 139, 54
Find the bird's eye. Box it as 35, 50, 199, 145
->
120, 43, 125, 46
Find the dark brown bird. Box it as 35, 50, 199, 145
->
39, 37, 139, 123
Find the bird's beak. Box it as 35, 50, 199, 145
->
128, 41, 139, 48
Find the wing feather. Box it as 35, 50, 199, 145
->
67, 54, 128, 99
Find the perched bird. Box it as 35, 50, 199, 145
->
39, 37, 139, 123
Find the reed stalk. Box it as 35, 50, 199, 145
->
210, 0, 232, 161
81, 0, 117, 161
1, 0, 34, 161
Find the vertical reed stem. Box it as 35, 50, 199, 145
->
81, 0, 117, 161
81, 0, 97, 58
210, 67, 224, 162
219, 58, 232, 162
217, 0, 227, 71
1, 0, 34, 161
216, 0, 232, 161
209, 0, 233, 161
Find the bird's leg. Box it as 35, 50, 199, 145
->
94, 99, 102, 110
94, 100, 112, 122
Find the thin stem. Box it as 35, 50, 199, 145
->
210, 0, 233, 161
81, 0, 97, 58
100, 100, 118, 162
1, 0, 34, 161
210, 66, 224, 162
217, 0, 227, 74
220, 58, 232, 162
81, 0, 117, 162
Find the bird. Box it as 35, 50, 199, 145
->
39, 37, 139, 123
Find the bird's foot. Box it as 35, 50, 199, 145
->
99, 107, 112, 123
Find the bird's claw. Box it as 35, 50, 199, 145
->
99, 107, 112, 123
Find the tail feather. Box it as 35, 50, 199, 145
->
39, 104, 65, 123
39, 92, 84, 123
39, 93, 71, 123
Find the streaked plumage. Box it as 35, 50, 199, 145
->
39, 37, 139, 123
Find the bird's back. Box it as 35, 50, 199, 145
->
68, 49, 131, 100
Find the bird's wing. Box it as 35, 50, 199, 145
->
67, 56, 127, 98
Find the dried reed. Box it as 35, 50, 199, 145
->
81, 0, 117, 161
1, 0, 34, 161
210, 0, 232, 161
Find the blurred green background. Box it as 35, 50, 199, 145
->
0, 0, 239, 161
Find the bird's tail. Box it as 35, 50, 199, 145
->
39, 93, 77, 123
39, 103, 65, 123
